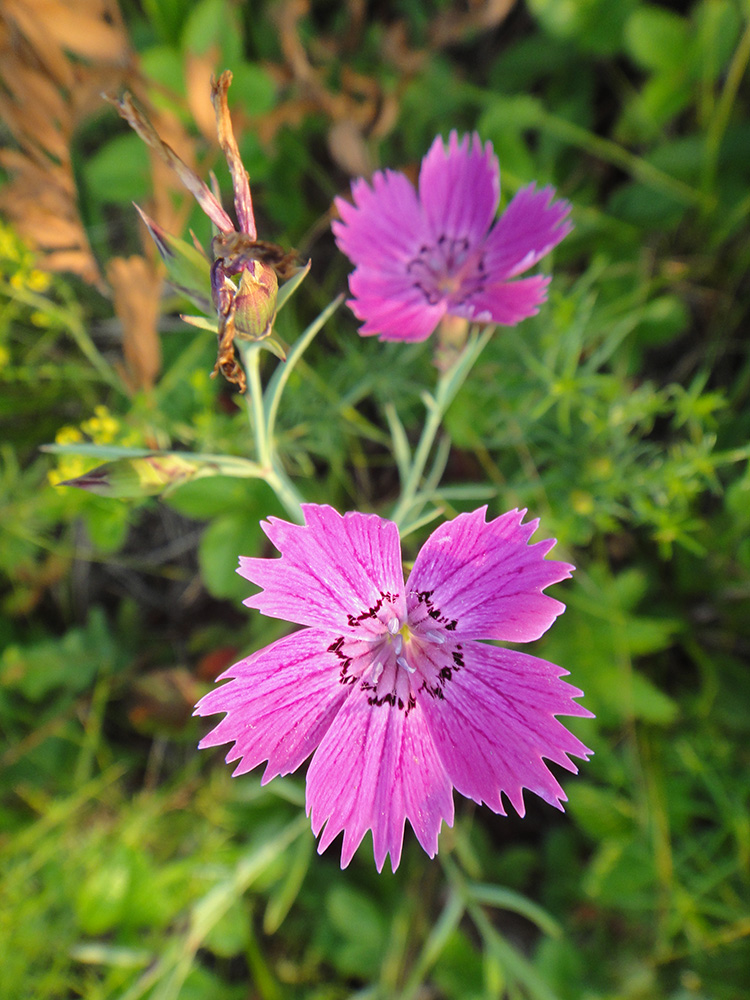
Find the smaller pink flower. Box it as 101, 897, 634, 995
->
195, 504, 591, 872
333, 132, 572, 342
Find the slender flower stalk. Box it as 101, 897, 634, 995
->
389, 324, 495, 529
236, 339, 306, 522
195, 504, 591, 872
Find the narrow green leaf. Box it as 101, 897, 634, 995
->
135, 206, 212, 312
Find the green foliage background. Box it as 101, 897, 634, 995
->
2, 1, 750, 998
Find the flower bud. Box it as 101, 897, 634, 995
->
59, 454, 199, 498
233, 260, 278, 340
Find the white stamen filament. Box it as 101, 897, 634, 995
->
397, 654, 415, 674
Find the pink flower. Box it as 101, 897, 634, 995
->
333, 132, 572, 342
195, 505, 591, 872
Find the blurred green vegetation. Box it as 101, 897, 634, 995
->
1, 1, 749, 998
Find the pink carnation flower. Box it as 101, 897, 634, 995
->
195, 504, 591, 871
333, 132, 572, 342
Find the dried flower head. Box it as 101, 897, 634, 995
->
109, 71, 301, 391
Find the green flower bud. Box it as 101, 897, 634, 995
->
233, 261, 278, 340
59, 454, 199, 498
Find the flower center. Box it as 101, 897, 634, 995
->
327, 589, 463, 715
406, 234, 487, 307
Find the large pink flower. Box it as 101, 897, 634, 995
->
333, 132, 572, 342
195, 505, 591, 871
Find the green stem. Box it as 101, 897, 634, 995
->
264, 295, 343, 445
240, 341, 270, 466
390, 326, 494, 528
398, 889, 465, 1000
237, 339, 305, 523
264, 463, 306, 523
235, 299, 342, 523
441, 855, 563, 1000
703, 16, 750, 198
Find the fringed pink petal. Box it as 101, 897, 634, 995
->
347, 269, 447, 341
239, 505, 407, 632
406, 507, 573, 642
194, 628, 349, 781
482, 183, 572, 280
418, 132, 500, 246
452, 275, 551, 326
419, 641, 592, 816
333, 169, 426, 265
307, 683, 454, 872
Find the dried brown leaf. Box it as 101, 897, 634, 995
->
0, 58, 68, 138
16, 210, 87, 250
107, 255, 163, 392
258, 0, 408, 153
327, 120, 373, 178
274, 0, 317, 90
429, 0, 517, 47
379, 22, 427, 75
42, 250, 103, 277
254, 96, 319, 146
0, 150, 73, 195
1, 1, 75, 88
185, 49, 221, 141
32, 0, 128, 62
0, 0, 133, 287
0, 94, 69, 162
